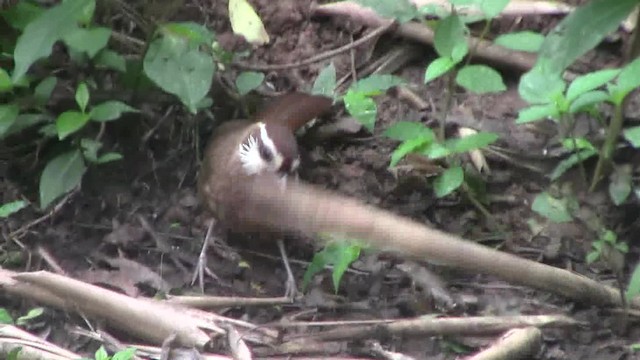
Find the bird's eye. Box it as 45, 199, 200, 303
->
259, 144, 273, 162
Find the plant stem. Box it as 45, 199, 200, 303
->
439, 72, 455, 141
590, 102, 625, 191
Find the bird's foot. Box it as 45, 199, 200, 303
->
277, 239, 299, 301
190, 219, 219, 292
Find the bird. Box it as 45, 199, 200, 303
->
196, 92, 333, 296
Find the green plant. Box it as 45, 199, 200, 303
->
82, 346, 136, 360
0, 307, 44, 325
302, 235, 364, 293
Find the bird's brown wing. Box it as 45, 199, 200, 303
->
254, 92, 332, 132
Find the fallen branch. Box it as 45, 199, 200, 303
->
466, 327, 542, 360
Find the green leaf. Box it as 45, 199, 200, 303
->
531, 192, 573, 223
355, 0, 419, 23
0, 104, 20, 137
95, 49, 127, 72
444, 131, 498, 154
433, 166, 464, 198
549, 148, 597, 180
609, 165, 632, 205
566, 68, 620, 102
0, 68, 12, 92
34, 76, 57, 106
1, 1, 44, 30
384, 121, 433, 141
97, 152, 123, 164
434, 14, 467, 59
518, 65, 566, 104
228, 0, 269, 45
161, 22, 215, 47
422, 142, 451, 159
39, 150, 86, 209
494, 31, 544, 53
626, 262, 640, 301
143, 34, 215, 113
80, 138, 102, 162
536, 0, 638, 76
0, 200, 28, 218
2, 114, 49, 139
302, 250, 329, 291
90, 101, 138, 122
63, 27, 111, 58
424, 57, 456, 83
12, 0, 95, 82
344, 90, 377, 131
235, 71, 264, 96
312, 62, 336, 97
0, 308, 14, 324
112, 348, 137, 360
516, 104, 558, 124
330, 242, 361, 292
95, 346, 109, 360
390, 136, 431, 166
56, 111, 90, 139
456, 65, 506, 94
350, 74, 404, 96
16, 307, 43, 325
586, 250, 600, 264
624, 126, 640, 148
75, 82, 89, 113
569, 90, 609, 113
479, 0, 510, 18
561, 137, 595, 151
610, 57, 640, 104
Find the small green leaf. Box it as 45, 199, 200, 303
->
97, 152, 123, 164
561, 137, 595, 151
626, 262, 640, 301
609, 165, 632, 205
424, 57, 456, 83
95, 49, 127, 72
384, 121, 433, 141
302, 250, 329, 291
531, 192, 573, 223
422, 142, 451, 159
34, 76, 57, 105
112, 348, 137, 360
0, 104, 20, 137
228, 0, 269, 45
39, 150, 87, 209
344, 90, 377, 131
566, 68, 620, 102
56, 111, 90, 139
518, 66, 566, 104
0, 308, 14, 324
444, 131, 498, 154
456, 65, 506, 94
433, 166, 464, 198
615, 57, 640, 95
549, 148, 596, 180
434, 14, 467, 59
62, 27, 111, 58
75, 82, 89, 113
350, 74, 404, 96
516, 104, 558, 124
355, 0, 419, 23
312, 62, 336, 97
0, 68, 12, 92
0, 200, 28, 218
95, 346, 109, 360
80, 138, 102, 162
624, 126, 640, 148
390, 136, 431, 166
331, 243, 361, 292
586, 250, 600, 264
90, 101, 138, 122
235, 71, 264, 96
495, 31, 544, 52
16, 307, 43, 325
569, 90, 609, 113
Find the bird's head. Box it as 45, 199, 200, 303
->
238, 122, 300, 180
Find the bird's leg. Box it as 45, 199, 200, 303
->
191, 219, 219, 292
276, 238, 298, 300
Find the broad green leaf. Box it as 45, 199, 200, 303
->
516, 104, 558, 123
350, 74, 404, 96
390, 136, 431, 166
355, 0, 419, 23
434, 166, 464, 198
444, 131, 498, 154
228, 0, 269, 45
531, 192, 573, 223
90, 101, 138, 122
384, 121, 433, 141
456, 65, 506, 94
566, 68, 620, 102
479, 0, 510, 18
0, 308, 13, 324
569, 90, 609, 113
0, 68, 11, 92
16, 307, 43, 325
235, 71, 264, 95
518, 65, 566, 104
626, 262, 640, 301
344, 90, 377, 131
549, 148, 596, 180
12, 0, 95, 82
112, 348, 137, 360
1, 1, 44, 30
39, 149, 86, 208
624, 126, 640, 148
34, 76, 57, 105
536, 0, 638, 76
95, 49, 126, 72
609, 165, 632, 205
494, 31, 544, 53
0, 200, 28, 218
610, 57, 640, 104
434, 14, 467, 59
143, 34, 215, 113
56, 111, 90, 139
63, 27, 111, 58
75, 82, 89, 113
424, 57, 455, 83
0, 104, 20, 137
312, 62, 336, 97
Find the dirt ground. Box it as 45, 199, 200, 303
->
2, 0, 640, 359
